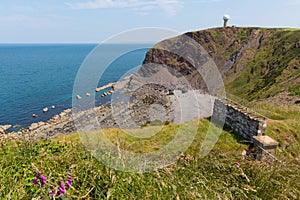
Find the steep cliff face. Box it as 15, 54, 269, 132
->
140, 27, 300, 101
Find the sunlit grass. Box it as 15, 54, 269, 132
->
0, 114, 299, 199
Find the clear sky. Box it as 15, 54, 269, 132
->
1, 0, 300, 43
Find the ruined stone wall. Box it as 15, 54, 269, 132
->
213, 99, 267, 140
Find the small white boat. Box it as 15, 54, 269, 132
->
43, 107, 48, 113
32, 114, 38, 118
51, 105, 55, 109
86, 93, 91, 97
76, 95, 82, 100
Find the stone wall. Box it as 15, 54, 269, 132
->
213, 99, 267, 140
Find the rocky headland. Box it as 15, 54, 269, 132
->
1, 27, 300, 142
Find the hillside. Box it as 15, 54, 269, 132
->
1, 118, 299, 199
1, 27, 300, 199
141, 27, 300, 102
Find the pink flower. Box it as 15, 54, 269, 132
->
234, 162, 241, 167
50, 190, 57, 196
32, 179, 38, 185
58, 182, 66, 195
39, 174, 47, 186
66, 173, 73, 189
32, 171, 47, 187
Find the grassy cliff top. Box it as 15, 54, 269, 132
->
1, 116, 299, 199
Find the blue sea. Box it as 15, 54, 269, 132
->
0, 44, 150, 129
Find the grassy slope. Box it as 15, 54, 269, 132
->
0, 118, 299, 199
209, 28, 300, 100
143, 27, 300, 100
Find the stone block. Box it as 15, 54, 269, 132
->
253, 135, 279, 161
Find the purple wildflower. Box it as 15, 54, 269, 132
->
39, 174, 47, 186
66, 173, 73, 189
50, 190, 57, 196
58, 182, 66, 195
32, 179, 38, 185
32, 171, 47, 187
234, 162, 241, 167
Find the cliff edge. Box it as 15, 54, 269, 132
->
140, 27, 300, 102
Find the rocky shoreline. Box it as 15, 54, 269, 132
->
0, 86, 216, 143
0, 105, 111, 142
0, 125, 12, 134
0, 82, 118, 142
0, 83, 171, 141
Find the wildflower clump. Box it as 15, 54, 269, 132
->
31, 164, 74, 199
32, 170, 47, 187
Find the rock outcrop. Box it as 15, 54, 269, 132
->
0, 125, 12, 134
141, 27, 300, 101
2, 27, 300, 142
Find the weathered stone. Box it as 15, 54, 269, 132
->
0, 125, 12, 134
252, 135, 279, 161
37, 122, 45, 126
59, 112, 67, 117
29, 123, 39, 131
53, 115, 60, 120
64, 109, 72, 114
213, 99, 266, 139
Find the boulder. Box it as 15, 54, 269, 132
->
64, 109, 72, 114
29, 123, 39, 131
60, 112, 67, 117
37, 122, 45, 127
0, 125, 12, 134
52, 115, 60, 121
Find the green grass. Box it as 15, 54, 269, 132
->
256, 102, 300, 159
0, 116, 299, 199
207, 28, 300, 101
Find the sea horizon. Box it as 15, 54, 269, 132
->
0, 43, 150, 130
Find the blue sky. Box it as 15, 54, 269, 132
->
0, 0, 300, 43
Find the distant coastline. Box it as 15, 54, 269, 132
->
0, 44, 148, 129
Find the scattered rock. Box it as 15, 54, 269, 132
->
0, 125, 12, 134
265, 92, 300, 106
64, 109, 72, 114
59, 112, 67, 117
29, 123, 39, 131
52, 115, 60, 120
37, 122, 45, 126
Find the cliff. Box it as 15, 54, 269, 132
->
140, 27, 300, 101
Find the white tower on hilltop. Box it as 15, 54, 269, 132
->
223, 14, 230, 27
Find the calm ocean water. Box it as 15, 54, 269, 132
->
0, 44, 149, 129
